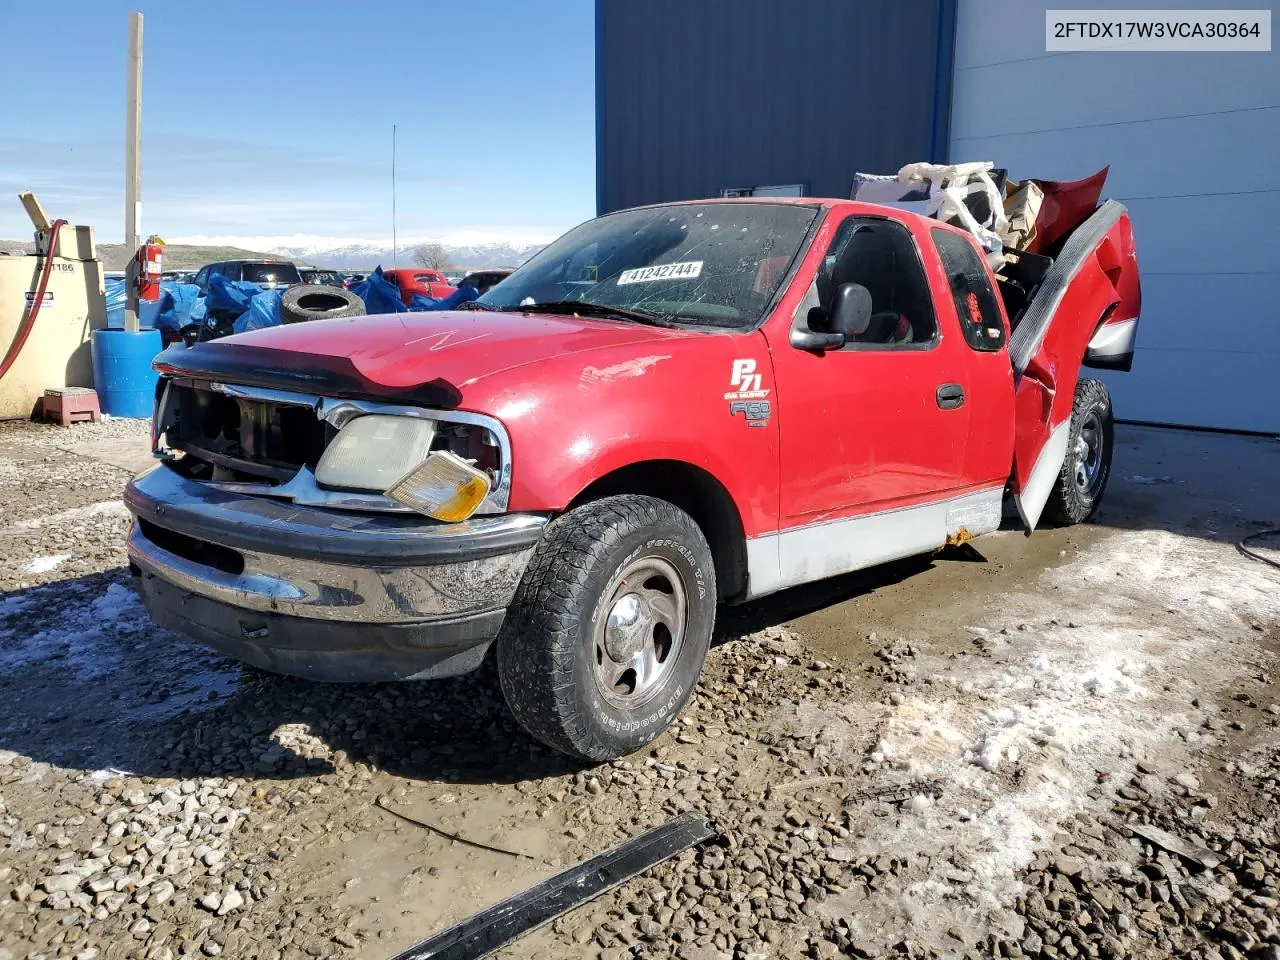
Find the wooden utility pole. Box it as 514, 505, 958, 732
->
123, 11, 143, 333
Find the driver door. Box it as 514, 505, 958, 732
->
760, 213, 986, 594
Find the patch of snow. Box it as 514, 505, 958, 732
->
19, 554, 71, 574
834, 527, 1280, 950
0, 579, 241, 722
4, 499, 128, 533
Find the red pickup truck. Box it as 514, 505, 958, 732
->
127, 196, 1139, 761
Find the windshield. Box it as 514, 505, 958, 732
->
243, 263, 302, 285
475, 202, 818, 327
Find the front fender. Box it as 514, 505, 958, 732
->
471, 334, 779, 538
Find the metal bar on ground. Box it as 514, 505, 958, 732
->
387, 812, 717, 960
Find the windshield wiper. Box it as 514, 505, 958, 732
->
460, 300, 495, 311
515, 301, 676, 328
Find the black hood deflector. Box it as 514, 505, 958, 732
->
153, 341, 463, 408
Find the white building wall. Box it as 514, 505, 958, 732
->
949, 1, 1279, 432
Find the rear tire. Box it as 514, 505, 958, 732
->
497, 495, 716, 762
280, 285, 365, 324
1044, 377, 1114, 526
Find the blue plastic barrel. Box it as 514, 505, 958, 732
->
91, 329, 163, 418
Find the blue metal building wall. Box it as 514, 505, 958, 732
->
596, 0, 957, 215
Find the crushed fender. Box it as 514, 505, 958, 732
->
387, 812, 718, 960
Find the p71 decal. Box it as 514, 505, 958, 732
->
724, 358, 769, 401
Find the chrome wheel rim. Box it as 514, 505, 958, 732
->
1074, 411, 1105, 497
592, 556, 686, 710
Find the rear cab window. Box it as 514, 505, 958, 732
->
930, 229, 1007, 351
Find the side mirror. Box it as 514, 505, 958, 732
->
790, 309, 845, 352
828, 283, 872, 339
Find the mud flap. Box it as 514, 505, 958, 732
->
1009, 201, 1139, 532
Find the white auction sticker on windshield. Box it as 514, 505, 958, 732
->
616, 260, 703, 285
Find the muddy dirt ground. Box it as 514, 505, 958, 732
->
0, 419, 1277, 960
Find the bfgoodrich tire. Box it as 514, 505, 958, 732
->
279, 285, 365, 324
1044, 377, 1114, 526
496, 495, 716, 762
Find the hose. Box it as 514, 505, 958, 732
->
1238, 528, 1280, 570
0, 219, 68, 384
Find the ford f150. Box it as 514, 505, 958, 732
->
126, 196, 1140, 761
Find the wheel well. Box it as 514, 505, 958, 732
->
568, 460, 748, 602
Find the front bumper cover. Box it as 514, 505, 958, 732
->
125, 465, 547, 682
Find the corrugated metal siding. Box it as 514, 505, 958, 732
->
950, 0, 1280, 433
597, 0, 954, 214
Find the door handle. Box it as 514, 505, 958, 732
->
936, 383, 965, 409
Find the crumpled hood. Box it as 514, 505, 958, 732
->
156, 310, 695, 403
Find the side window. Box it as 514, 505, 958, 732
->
931, 228, 1006, 351
193, 267, 208, 292
817, 218, 937, 348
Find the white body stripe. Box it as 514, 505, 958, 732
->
745, 486, 1005, 599
1085, 316, 1138, 359
1013, 419, 1072, 533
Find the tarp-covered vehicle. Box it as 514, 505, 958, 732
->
126, 172, 1139, 761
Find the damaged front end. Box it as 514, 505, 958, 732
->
128, 346, 547, 682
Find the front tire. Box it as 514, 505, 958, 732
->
497, 495, 716, 762
1044, 377, 1114, 526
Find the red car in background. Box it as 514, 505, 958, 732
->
382, 269, 457, 306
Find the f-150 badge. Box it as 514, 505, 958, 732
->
730, 400, 771, 428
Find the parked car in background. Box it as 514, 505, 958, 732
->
457, 268, 514, 295
193, 260, 303, 294
344, 273, 367, 287
382, 268, 457, 306
443, 271, 466, 285
162, 270, 196, 284
300, 268, 346, 287
128, 195, 1140, 761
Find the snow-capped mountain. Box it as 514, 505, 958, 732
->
167, 232, 552, 269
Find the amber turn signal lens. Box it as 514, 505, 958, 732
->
385, 450, 491, 522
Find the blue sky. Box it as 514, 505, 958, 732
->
0, 0, 596, 245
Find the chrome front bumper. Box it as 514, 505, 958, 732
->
125, 465, 547, 681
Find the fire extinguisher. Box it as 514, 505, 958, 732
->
135, 235, 165, 302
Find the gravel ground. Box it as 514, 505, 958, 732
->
0, 419, 1276, 960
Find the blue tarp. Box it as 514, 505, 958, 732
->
349, 267, 404, 315
411, 284, 481, 311
232, 291, 283, 334
352, 266, 479, 314
105, 277, 127, 328
154, 283, 200, 334
206, 274, 263, 315
105, 278, 195, 331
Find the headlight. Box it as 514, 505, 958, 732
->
386, 451, 492, 522
314, 415, 436, 491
